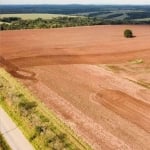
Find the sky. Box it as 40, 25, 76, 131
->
0, 0, 150, 5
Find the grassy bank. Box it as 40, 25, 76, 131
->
0, 133, 11, 150
0, 68, 91, 150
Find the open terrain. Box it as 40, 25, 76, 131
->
1, 5, 150, 22
0, 14, 74, 20
0, 25, 150, 150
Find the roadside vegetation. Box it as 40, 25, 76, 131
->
0, 68, 91, 150
0, 133, 11, 150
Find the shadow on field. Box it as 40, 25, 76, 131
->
0, 48, 150, 80
7, 49, 150, 67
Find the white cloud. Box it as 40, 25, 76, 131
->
0, 0, 150, 5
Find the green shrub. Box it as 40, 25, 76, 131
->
19, 101, 37, 111
39, 115, 49, 122
0, 95, 4, 101
124, 29, 133, 38
35, 126, 44, 135
0, 133, 11, 150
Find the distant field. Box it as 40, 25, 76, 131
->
0, 21, 3, 24
79, 10, 145, 20
134, 18, 150, 21
1, 5, 150, 22
0, 13, 74, 20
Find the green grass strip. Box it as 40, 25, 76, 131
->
0, 133, 11, 150
0, 68, 92, 150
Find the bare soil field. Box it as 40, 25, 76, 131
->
0, 25, 150, 150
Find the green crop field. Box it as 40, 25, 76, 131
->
0, 68, 91, 150
0, 13, 75, 20
134, 18, 150, 21
0, 21, 6, 25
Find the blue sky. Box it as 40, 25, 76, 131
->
0, 0, 150, 5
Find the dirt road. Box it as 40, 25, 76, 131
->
0, 108, 34, 150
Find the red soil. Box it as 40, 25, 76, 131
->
0, 25, 150, 150
0, 25, 150, 61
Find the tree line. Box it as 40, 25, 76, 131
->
0, 17, 150, 31
0, 17, 101, 30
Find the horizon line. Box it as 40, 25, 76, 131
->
0, 3, 150, 5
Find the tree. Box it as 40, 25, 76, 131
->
0, 25, 4, 30
124, 29, 133, 38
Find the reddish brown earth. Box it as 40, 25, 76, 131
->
0, 25, 150, 150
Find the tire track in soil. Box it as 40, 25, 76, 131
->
7, 49, 150, 67
0, 56, 37, 81
94, 89, 150, 133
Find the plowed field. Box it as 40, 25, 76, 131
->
0, 25, 150, 150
